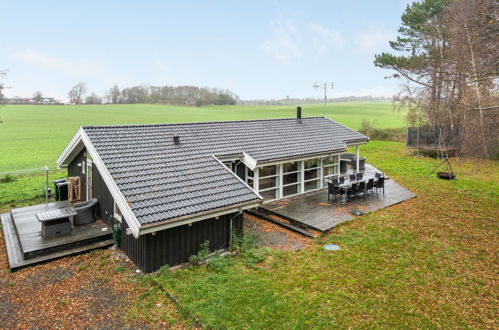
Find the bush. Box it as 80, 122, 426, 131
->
231, 234, 266, 268
0, 174, 17, 183
359, 119, 406, 142
188, 240, 210, 265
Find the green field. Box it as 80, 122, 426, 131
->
0, 102, 403, 172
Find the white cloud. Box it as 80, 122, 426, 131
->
354, 28, 392, 54
261, 16, 343, 64
261, 16, 302, 64
9, 49, 105, 77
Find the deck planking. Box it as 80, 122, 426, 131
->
1, 201, 114, 271
10, 202, 111, 259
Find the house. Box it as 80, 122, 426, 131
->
57, 109, 369, 272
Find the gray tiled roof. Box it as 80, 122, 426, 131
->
83, 116, 368, 225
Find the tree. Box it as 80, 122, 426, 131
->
374, 0, 498, 158
108, 84, 120, 104
0, 70, 6, 103
68, 82, 87, 104
85, 93, 102, 104
33, 91, 43, 103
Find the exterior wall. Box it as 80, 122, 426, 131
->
121, 213, 242, 273
68, 149, 87, 201
68, 148, 244, 273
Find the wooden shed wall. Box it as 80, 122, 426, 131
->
121, 213, 242, 273
68, 147, 244, 273
68, 149, 87, 201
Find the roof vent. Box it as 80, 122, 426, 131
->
297, 106, 302, 119
173, 136, 180, 145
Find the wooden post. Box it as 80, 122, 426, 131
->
356, 146, 360, 173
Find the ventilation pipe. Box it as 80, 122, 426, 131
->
297, 106, 302, 119
173, 136, 180, 145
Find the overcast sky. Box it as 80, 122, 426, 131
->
1, 0, 412, 101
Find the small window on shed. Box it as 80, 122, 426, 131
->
114, 203, 122, 222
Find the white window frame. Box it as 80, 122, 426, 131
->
258, 164, 279, 201
256, 153, 341, 202
322, 155, 340, 184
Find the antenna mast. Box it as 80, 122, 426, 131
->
313, 82, 334, 115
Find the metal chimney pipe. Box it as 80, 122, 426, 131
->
297, 106, 302, 119
173, 136, 180, 145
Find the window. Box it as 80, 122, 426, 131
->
303, 158, 321, 192
323, 155, 340, 183
114, 202, 122, 222
304, 158, 318, 169
258, 165, 279, 201
305, 180, 318, 192
259, 165, 277, 177
246, 167, 254, 188
282, 161, 301, 197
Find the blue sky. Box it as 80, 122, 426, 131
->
1, 0, 411, 101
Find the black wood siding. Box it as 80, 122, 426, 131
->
92, 167, 115, 226
68, 148, 244, 273
121, 213, 242, 273
68, 149, 87, 201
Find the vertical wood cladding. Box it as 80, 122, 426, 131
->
68, 149, 87, 200
121, 213, 242, 273
69, 148, 244, 273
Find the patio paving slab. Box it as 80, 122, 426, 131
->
263, 164, 416, 232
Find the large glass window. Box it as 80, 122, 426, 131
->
259, 176, 278, 190
305, 180, 318, 192
283, 172, 299, 185
258, 164, 279, 201
304, 158, 319, 169
283, 184, 299, 197
283, 161, 299, 173
259, 165, 277, 177
260, 188, 277, 200
323, 154, 340, 183
304, 169, 318, 180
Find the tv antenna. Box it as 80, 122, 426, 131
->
313, 82, 333, 115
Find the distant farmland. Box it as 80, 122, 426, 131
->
0, 101, 405, 171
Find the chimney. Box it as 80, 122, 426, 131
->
173, 136, 180, 145
297, 106, 302, 119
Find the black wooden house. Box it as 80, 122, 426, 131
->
57, 114, 368, 272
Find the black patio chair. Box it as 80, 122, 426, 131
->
347, 183, 357, 200
335, 185, 347, 205
357, 181, 366, 198
327, 182, 336, 201
331, 177, 339, 186
366, 178, 374, 195
349, 174, 356, 182
339, 176, 345, 184
374, 177, 385, 195
356, 172, 363, 180
375, 172, 383, 179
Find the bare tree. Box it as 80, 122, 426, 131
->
85, 93, 102, 104
68, 82, 87, 104
108, 84, 120, 104
33, 91, 43, 103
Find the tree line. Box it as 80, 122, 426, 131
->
375, 0, 498, 158
68, 83, 239, 106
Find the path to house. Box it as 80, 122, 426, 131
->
0, 228, 184, 329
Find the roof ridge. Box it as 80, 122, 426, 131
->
82, 116, 328, 129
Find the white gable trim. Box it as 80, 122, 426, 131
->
79, 130, 142, 238
57, 128, 142, 238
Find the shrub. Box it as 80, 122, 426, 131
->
0, 174, 17, 183
188, 240, 210, 265
359, 119, 406, 142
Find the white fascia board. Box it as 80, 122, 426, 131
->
242, 152, 257, 171
212, 156, 264, 200
345, 140, 369, 147
79, 129, 142, 238
57, 127, 84, 168
256, 151, 343, 167
138, 201, 261, 235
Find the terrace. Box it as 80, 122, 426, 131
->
257, 163, 415, 233
1, 200, 113, 271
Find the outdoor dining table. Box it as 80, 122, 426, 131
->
36, 206, 77, 237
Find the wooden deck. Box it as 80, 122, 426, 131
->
262, 164, 416, 232
1, 202, 113, 271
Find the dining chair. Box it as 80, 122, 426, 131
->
349, 174, 356, 181
356, 172, 363, 180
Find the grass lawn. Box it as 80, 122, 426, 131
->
0, 101, 402, 171
133, 142, 498, 328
